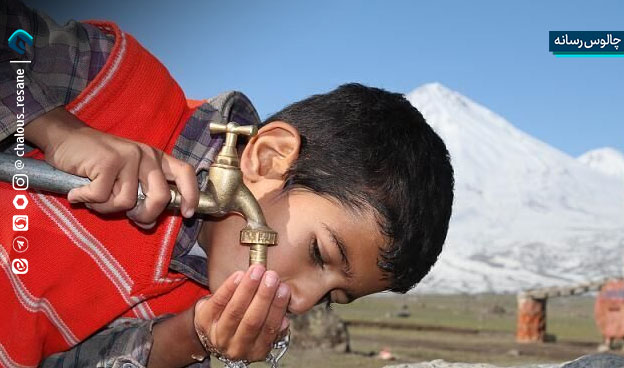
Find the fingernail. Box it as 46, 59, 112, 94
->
184, 208, 195, 218
280, 316, 289, 331
233, 272, 243, 285
264, 272, 277, 288
85, 203, 92, 209
250, 265, 265, 280
277, 283, 290, 299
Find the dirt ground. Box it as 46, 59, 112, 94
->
214, 294, 624, 368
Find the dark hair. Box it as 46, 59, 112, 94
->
262, 83, 454, 293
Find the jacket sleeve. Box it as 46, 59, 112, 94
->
38, 316, 212, 368
0, 0, 114, 144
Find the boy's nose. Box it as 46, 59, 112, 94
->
284, 280, 327, 315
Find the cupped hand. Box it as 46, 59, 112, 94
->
193, 265, 291, 362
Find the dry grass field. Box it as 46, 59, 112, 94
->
215, 293, 618, 368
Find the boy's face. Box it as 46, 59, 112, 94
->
199, 122, 390, 315
201, 189, 389, 314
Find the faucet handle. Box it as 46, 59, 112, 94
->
209, 122, 258, 167
232, 124, 258, 137
209, 122, 258, 139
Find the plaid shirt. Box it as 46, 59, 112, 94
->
0, 1, 260, 366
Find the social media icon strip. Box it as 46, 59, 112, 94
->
13, 194, 28, 209
11, 259, 28, 274
12, 236, 29, 253
12, 174, 29, 191
12, 215, 28, 231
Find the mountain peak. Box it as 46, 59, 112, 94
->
407, 83, 499, 121
410, 82, 465, 103
405, 82, 539, 153
403, 83, 624, 294
416, 82, 452, 93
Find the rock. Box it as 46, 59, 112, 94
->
397, 303, 411, 318
288, 304, 350, 352
489, 305, 506, 315
507, 349, 520, 357
383, 359, 505, 368
561, 353, 624, 367
382, 353, 624, 368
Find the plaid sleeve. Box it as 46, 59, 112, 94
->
38, 315, 212, 368
0, 0, 114, 143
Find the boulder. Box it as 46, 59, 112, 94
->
382, 353, 624, 368
288, 304, 350, 352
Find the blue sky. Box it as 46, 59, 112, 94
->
27, 0, 623, 157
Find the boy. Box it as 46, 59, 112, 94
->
0, 1, 454, 367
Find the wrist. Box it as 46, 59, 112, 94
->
147, 301, 209, 368
24, 106, 86, 154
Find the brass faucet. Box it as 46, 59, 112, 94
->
167, 121, 278, 266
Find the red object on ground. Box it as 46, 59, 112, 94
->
516, 296, 546, 343
0, 21, 210, 366
595, 279, 624, 340
378, 347, 395, 360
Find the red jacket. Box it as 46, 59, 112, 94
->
0, 21, 210, 366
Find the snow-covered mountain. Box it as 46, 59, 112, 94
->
406, 83, 624, 294
578, 147, 624, 181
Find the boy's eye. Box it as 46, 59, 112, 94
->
309, 237, 325, 269
309, 238, 335, 311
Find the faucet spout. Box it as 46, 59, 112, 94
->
203, 121, 278, 267
232, 184, 277, 266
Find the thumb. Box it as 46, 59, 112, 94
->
67, 186, 96, 204
67, 172, 115, 204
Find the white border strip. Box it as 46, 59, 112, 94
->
152, 216, 184, 283
0, 342, 35, 368
68, 31, 127, 115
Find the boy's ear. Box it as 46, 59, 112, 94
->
240, 121, 300, 184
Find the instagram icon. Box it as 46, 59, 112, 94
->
12, 174, 28, 190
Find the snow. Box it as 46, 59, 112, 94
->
577, 147, 624, 180
405, 83, 624, 294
